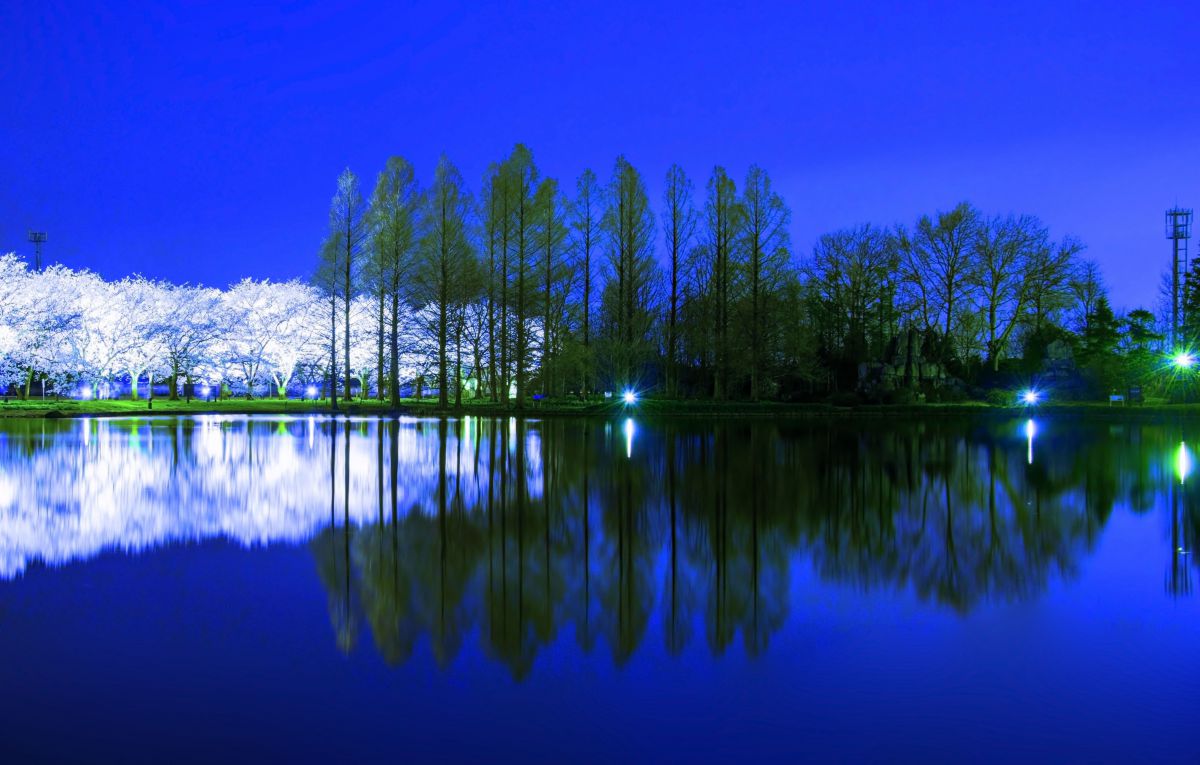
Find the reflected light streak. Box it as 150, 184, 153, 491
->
1025, 419, 1036, 465
624, 418, 635, 459
1177, 441, 1192, 485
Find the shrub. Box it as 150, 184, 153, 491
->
883, 388, 918, 406
984, 388, 1013, 406
827, 391, 861, 407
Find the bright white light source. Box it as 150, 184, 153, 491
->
79, 386, 92, 400
623, 390, 637, 405
306, 385, 318, 399
200, 385, 211, 398
1174, 352, 1196, 370
1021, 390, 1040, 405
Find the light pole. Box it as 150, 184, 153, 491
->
27, 231, 46, 271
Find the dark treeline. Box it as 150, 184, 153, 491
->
307, 416, 1193, 677
318, 146, 1168, 409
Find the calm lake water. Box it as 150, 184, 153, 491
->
0, 413, 1197, 762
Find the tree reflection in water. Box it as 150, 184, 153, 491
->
0, 414, 1196, 676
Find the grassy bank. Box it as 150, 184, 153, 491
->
3, 395, 1200, 420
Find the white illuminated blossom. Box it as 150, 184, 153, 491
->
0, 252, 494, 398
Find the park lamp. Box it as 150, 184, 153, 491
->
622, 389, 637, 405
1020, 389, 1040, 405
306, 385, 319, 399
1172, 351, 1196, 371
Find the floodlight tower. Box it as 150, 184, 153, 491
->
27, 230, 47, 272
1168, 208, 1193, 345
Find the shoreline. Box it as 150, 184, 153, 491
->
1, 398, 1197, 420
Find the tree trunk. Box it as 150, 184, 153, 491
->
377, 287, 385, 401
438, 191, 449, 410
389, 268, 401, 407
330, 294, 339, 409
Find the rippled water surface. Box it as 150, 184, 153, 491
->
1, 414, 1197, 762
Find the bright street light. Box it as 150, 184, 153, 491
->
1020, 389, 1040, 405
306, 385, 319, 399
623, 390, 637, 405
1173, 352, 1196, 370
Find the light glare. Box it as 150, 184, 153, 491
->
1177, 442, 1192, 485
623, 390, 637, 405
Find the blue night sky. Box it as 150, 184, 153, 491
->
2, 1, 1197, 310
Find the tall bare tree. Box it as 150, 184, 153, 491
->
1026, 236, 1084, 332
804, 225, 895, 386
896, 202, 979, 359
971, 213, 1045, 371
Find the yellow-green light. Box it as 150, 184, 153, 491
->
1176, 441, 1192, 485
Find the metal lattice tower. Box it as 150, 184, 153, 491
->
27, 230, 46, 272
1168, 208, 1193, 345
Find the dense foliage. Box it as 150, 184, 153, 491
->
0, 145, 1175, 404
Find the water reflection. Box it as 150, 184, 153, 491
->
1, 414, 1197, 676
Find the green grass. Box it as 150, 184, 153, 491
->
5, 394, 1200, 420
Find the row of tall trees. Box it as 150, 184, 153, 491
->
7, 145, 1169, 403
315, 146, 811, 406
316, 146, 1133, 404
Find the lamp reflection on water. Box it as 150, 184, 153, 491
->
1025, 418, 1036, 465
624, 418, 635, 459
1176, 441, 1192, 485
